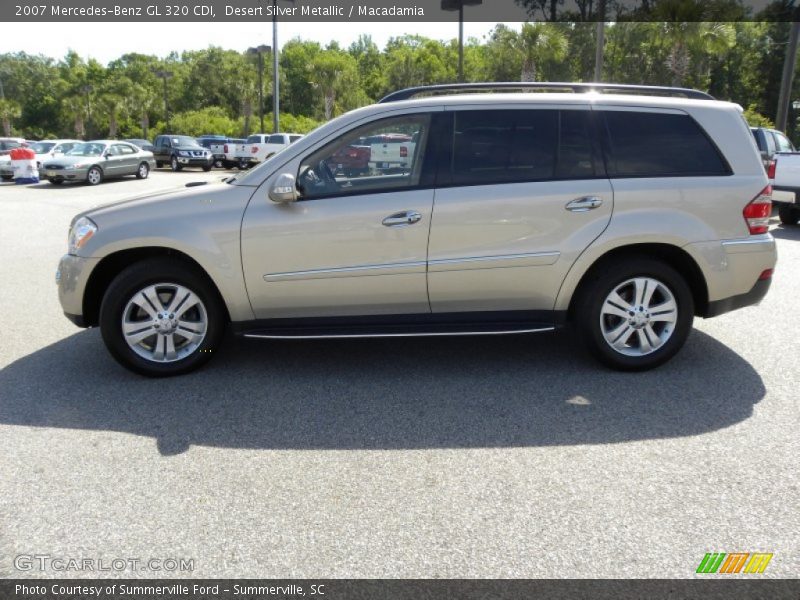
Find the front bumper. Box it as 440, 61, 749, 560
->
43, 167, 89, 181
57, 254, 100, 327
177, 155, 213, 166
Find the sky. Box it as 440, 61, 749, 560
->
0, 22, 518, 65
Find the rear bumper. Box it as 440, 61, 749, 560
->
685, 235, 776, 318
771, 186, 798, 205
705, 278, 771, 318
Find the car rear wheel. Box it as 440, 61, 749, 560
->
573, 258, 694, 371
778, 204, 800, 225
99, 258, 226, 377
170, 156, 182, 172
202, 164, 213, 172
86, 166, 103, 186
136, 162, 150, 179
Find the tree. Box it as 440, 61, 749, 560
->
308, 50, 359, 120
0, 98, 21, 136
518, 23, 568, 82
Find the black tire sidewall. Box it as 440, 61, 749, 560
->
576, 258, 694, 371
778, 204, 800, 225
170, 156, 181, 171
99, 259, 225, 377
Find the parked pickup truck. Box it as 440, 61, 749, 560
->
196, 136, 246, 169
368, 133, 416, 173
772, 152, 800, 225
235, 133, 303, 168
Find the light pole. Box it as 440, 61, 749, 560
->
152, 69, 174, 131
441, 0, 482, 83
247, 44, 272, 133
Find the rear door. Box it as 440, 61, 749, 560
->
427, 106, 613, 315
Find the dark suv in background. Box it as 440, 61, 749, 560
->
152, 135, 213, 171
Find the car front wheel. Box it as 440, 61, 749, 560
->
573, 258, 694, 371
99, 258, 226, 377
170, 156, 182, 172
86, 166, 103, 186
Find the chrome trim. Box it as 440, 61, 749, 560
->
244, 326, 555, 340
721, 237, 774, 246
428, 251, 560, 272
265, 260, 426, 282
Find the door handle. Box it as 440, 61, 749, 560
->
565, 196, 603, 212
382, 210, 422, 227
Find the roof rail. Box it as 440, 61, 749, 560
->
378, 82, 715, 103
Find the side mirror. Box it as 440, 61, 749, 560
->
269, 173, 298, 203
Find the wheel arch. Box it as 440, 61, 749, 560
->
82, 247, 231, 327
564, 243, 709, 321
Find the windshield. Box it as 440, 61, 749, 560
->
172, 136, 199, 146
66, 143, 106, 157
30, 142, 56, 153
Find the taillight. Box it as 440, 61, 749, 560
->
767, 159, 776, 179
743, 185, 772, 235
252, 146, 258, 153
224, 144, 228, 153
400, 146, 408, 158
759, 268, 774, 280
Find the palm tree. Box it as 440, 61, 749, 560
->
517, 23, 568, 82
0, 98, 21, 136
660, 22, 735, 87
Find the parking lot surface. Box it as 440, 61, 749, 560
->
0, 171, 798, 578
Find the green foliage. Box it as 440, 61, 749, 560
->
743, 105, 775, 129
1, 23, 799, 143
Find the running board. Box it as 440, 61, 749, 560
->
240, 322, 555, 340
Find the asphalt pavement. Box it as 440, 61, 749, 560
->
0, 170, 797, 578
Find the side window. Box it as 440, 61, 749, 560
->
289, 135, 302, 143
763, 131, 776, 155
117, 144, 136, 155
267, 135, 285, 144
603, 110, 729, 177
246, 135, 260, 144
450, 109, 595, 185
773, 131, 794, 152
298, 113, 431, 200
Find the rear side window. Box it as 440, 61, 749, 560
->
603, 111, 729, 177
246, 135, 261, 144
267, 135, 284, 144
450, 109, 596, 185
773, 131, 794, 152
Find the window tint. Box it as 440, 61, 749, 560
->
773, 131, 794, 152
298, 113, 431, 200
289, 135, 303, 143
267, 135, 285, 144
450, 109, 595, 185
603, 111, 729, 177
246, 135, 262, 144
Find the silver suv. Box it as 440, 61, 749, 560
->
57, 83, 777, 377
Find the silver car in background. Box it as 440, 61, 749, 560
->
43, 140, 156, 186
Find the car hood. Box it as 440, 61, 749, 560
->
174, 145, 206, 151
43, 155, 103, 167
72, 179, 233, 224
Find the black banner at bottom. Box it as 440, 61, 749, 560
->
2, 579, 800, 600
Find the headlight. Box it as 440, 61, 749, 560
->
68, 217, 97, 254
178, 151, 190, 157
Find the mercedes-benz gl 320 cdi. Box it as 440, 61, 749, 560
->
57, 83, 777, 376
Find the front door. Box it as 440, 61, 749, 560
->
241, 112, 437, 319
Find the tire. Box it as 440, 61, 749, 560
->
778, 204, 800, 225
99, 258, 226, 377
156, 161, 163, 168
572, 258, 694, 371
49, 179, 63, 185
1, 175, 12, 181
135, 162, 150, 179
222, 161, 235, 169
170, 156, 182, 172
202, 164, 213, 172
86, 166, 103, 186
